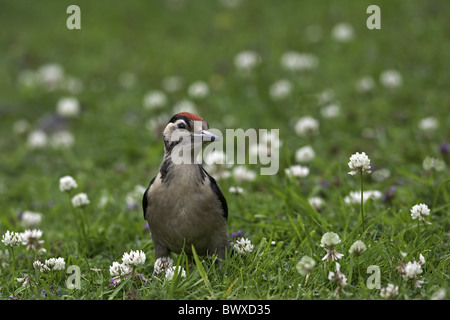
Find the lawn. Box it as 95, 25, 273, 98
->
0, 0, 448, 302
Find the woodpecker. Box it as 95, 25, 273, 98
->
142, 112, 229, 270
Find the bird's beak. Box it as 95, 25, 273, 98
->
193, 130, 220, 142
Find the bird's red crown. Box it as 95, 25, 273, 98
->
175, 112, 204, 121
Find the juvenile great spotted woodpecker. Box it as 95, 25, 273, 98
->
142, 112, 229, 270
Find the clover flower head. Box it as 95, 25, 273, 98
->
380, 283, 399, 298
165, 266, 187, 282
45, 257, 66, 271
143, 90, 167, 110
20, 229, 44, 250
59, 175, 78, 192
296, 255, 316, 275
20, 211, 43, 228
285, 165, 309, 178
56, 97, 80, 117
2, 231, 22, 247
397, 253, 425, 288
33, 260, 50, 272
294, 116, 319, 136
328, 262, 347, 288
122, 250, 146, 266
154, 257, 174, 274
321, 232, 343, 261
71, 193, 90, 207
410, 203, 431, 225
229, 186, 244, 194
423, 156, 445, 172
233, 237, 254, 255
295, 145, 315, 163
349, 240, 367, 256
348, 152, 372, 175
188, 81, 209, 99
320, 232, 341, 249
109, 261, 132, 276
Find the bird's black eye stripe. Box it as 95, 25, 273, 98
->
177, 122, 186, 129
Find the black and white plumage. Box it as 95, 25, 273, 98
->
142, 112, 229, 267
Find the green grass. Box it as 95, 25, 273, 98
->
0, 0, 449, 300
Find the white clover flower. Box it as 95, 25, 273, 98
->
295, 145, 315, 163
50, 131, 75, 149
45, 257, 66, 271
344, 190, 382, 205
321, 104, 340, 118
356, 76, 375, 93
331, 22, 354, 42
294, 116, 319, 136
165, 266, 186, 282
20, 211, 42, 228
308, 196, 324, 210
59, 175, 78, 192
418, 117, 438, 132
397, 252, 425, 288
348, 152, 372, 175
109, 261, 132, 276
229, 186, 244, 194
296, 255, 316, 275
232, 166, 256, 182
285, 165, 309, 178
143, 90, 167, 110
38, 63, 64, 90
2, 231, 22, 247
233, 237, 254, 255
328, 262, 347, 288
320, 232, 341, 249
71, 193, 90, 207
56, 97, 80, 117
122, 250, 146, 266
320, 232, 343, 261
349, 240, 367, 256
431, 289, 446, 300
380, 283, 399, 298
188, 81, 210, 99
419, 254, 425, 266
33, 260, 50, 272
234, 50, 261, 73
380, 69, 402, 88
269, 79, 292, 101
423, 156, 445, 171
27, 130, 48, 149
280, 51, 319, 72
403, 261, 422, 280
20, 229, 44, 251
16, 275, 33, 287
153, 257, 174, 274
410, 203, 431, 225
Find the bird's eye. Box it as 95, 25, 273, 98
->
177, 122, 186, 129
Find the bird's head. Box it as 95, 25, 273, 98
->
163, 112, 219, 153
